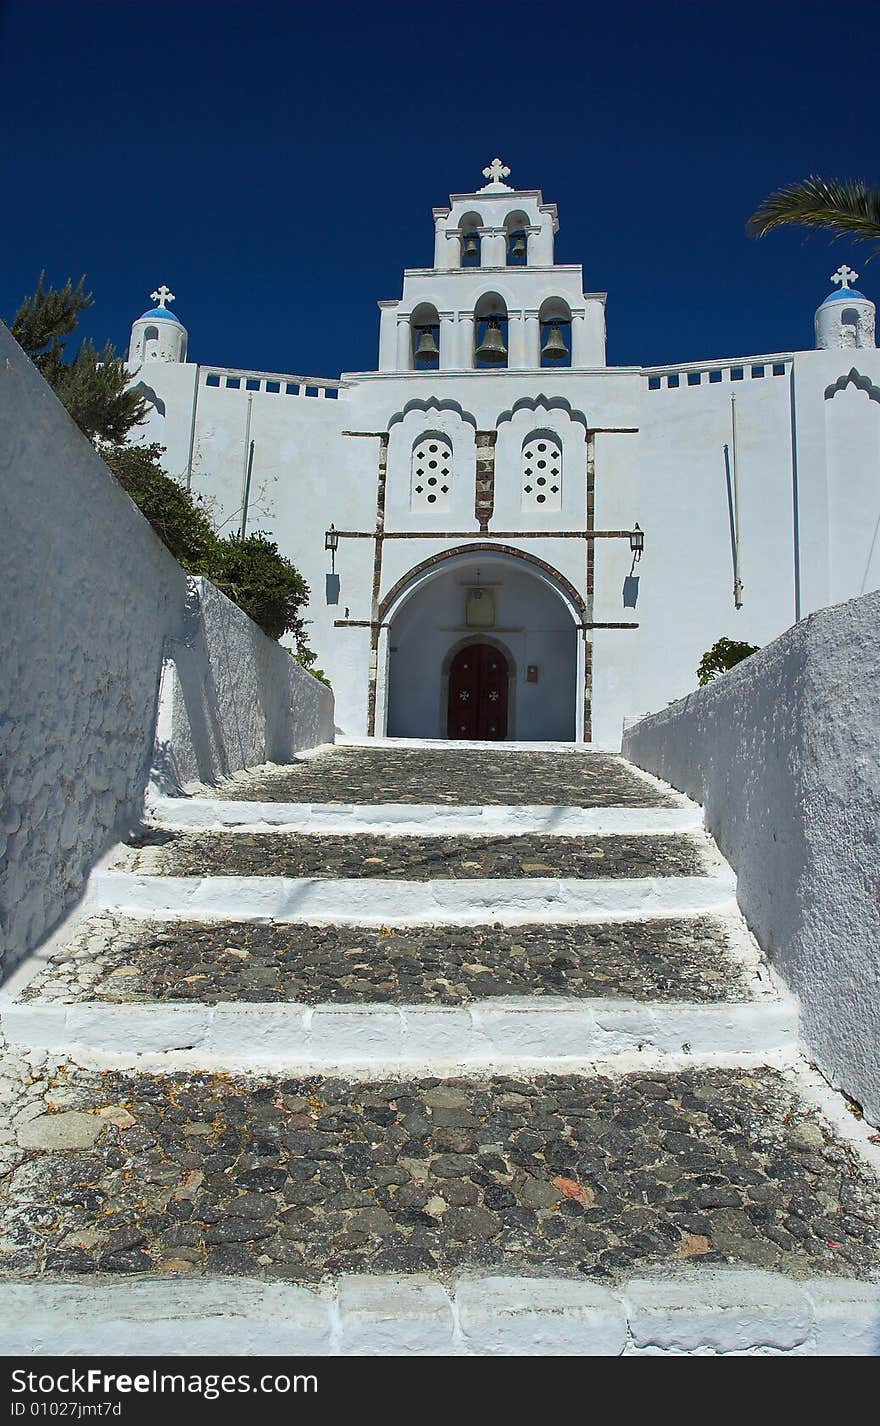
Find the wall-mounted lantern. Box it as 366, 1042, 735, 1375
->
629, 523, 644, 561
325, 523, 339, 573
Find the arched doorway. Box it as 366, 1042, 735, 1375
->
447, 642, 510, 740
378, 547, 585, 741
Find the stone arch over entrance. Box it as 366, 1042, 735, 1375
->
378, 542, 587, 625
379, 546, 584, 741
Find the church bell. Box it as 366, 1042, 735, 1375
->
462, 233, 479, 260
414, 327, 439, 364
475, 316, 508, 364
510, 233, 527, 260
541, 322, 568, 362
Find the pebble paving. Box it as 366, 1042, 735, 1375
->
123, 831, 706, 880
21, 915, 753, 1005
3, 1067, 879, 1283
197, 746, 677, 808
6, 745, 879, 1313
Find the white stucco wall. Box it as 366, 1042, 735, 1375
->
132, 345, 880, 749
0, 323, 333, 973
1, 323, 188, 970
153, 578, 334, 793
622, 590, 880, 1125
824, 375, 880, 604
123, 169, 880, 750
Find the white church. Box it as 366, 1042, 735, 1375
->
126, 160, 880, 749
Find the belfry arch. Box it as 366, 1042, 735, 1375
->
375, 546, 586, 741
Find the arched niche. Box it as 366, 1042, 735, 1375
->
474, 291, 509, 369
504, 210, 530, 266
384, 405, 476, 530
458, 210, 482, 268
539, 296, 572, 367
410, 301, 440, 370
409, 429, 453, 513
379, 545, 584, 741
521, 428, 563, 512
824, 367, 880, 600
492, 398, 586, 526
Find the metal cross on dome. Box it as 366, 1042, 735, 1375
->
481, 157, 511, 189
150, 284, 176, 309
831, 265, 858, 291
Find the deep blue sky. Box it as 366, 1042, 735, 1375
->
3, 0, 879, 374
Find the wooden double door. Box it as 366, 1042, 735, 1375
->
447, 644, 509, 740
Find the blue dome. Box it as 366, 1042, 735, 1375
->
139, 306, 183, 324
821, 288, 869, 305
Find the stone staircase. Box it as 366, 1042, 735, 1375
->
0, 741, 878, 1355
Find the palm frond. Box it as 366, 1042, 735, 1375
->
747, 176, 880, 257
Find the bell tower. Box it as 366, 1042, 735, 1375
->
127, 285, 188, 367
377, 160, 607, 371
815, 265, 876, 350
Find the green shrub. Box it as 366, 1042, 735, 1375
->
11, 274, 148, 443
697, 637, 760, 686
7, 275, 314, 652
203, 531, 310, 644
102, 443, 216, 568
285, 645, 332, 690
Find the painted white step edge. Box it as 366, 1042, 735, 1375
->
339, 736, 607, 753
148, 797, 702, 837
0, 996, 798, 1068
90, 871, 738, 925
0, 1272, 874, 1356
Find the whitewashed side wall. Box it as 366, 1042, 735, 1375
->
152, 577, 334, 794
0, 324, 334, 974
622, 591, 880, 1125
0, 323, 188, 970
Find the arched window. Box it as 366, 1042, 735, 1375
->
459, 211, 482, 267
841, 308, 861, 348
411, 302, 440, 369
411, 433, 452, 513
504, 210, 529, 266
539, 298, 572, 367
522, 431, 562, 512
142, 324, 160, 359
474, 292, 509, 369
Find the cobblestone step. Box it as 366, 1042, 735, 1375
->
119, 830, 711, 880
5, 907, 793, 1067
3, 737, 878, 1355
19, 914, 763, 1007
2, 1065, 878, 1287
197, 745, 677, 808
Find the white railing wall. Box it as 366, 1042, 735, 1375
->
202, 365, 342, 398
643, 354, 793, 392
623, 590, 880, 1125
0, 323, 334, 975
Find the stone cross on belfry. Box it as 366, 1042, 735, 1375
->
831, 265, 858, 291
150, 284, 175, 309
482, 157, 511, 186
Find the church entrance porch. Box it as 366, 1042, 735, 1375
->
380, 548, 584, 741
447, 643, 509, 740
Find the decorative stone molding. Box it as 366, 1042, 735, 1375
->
378, 543, 587, 624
